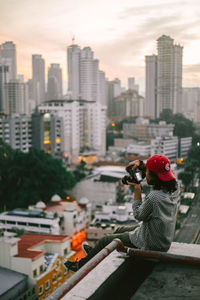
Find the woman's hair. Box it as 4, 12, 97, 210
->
148, 170, 178, 193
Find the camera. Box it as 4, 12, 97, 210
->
121, 165, 145, 185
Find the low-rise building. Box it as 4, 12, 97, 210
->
0, 208, 60, 234
0, 266, 37, 300
86, 201, 140, 245
0, 232, 75, 299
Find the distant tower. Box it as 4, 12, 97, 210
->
0, 41, 17, 80
67, 44, 81, 99
47, 64, 63, 100
128, 77, 135, 90
32, 54, 45, 105
145, 35, 183, 119
67, 44, 106, 103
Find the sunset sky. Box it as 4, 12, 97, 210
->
1, 0, 200, 93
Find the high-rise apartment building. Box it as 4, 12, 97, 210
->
128, 77, 139, 92
0, 65, 9, 112
0, 114, 32, 152
106, 78, 122, 117
145, 35, 183, 119
32, 112, 64, 158
47, 63, 63, 100
0, 41, 17, 113
67, 44, 81, 99
38, 99, 106, 163
32, 54, 45, 105
4, 80, 28, 114
67, 44, 106, 103
0, 41, 17, 80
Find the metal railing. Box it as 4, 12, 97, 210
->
46, 239, 121, 300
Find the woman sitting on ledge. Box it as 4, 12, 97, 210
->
64, 154, 179, 273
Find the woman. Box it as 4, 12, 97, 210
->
64, 154, 179, 272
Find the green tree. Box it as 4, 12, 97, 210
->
0, 148, 76, 210
159, 109, 195, 138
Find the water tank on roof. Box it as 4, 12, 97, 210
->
78, 197, 89, 206
36, 201, 46, 209
51, 194, 61, 202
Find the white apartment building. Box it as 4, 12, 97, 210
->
38, 99, 106, 163
67, 44, 106, 104
179, 137, 192, 158
151, 136, 179, 160
42, 196, 91, 237
4, 80, 29, 114
47, 64, 63, 100
0, 209, 60, 235
145, 35, 183, 119
0, 114, 32, 152
123, 119, 174, 141
126, 142, 151, 156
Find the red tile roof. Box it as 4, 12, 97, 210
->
16, 233, 69, 261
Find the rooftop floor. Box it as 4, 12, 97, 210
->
60, 242, 200, 300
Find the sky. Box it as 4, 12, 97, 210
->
0, 0, 200, 93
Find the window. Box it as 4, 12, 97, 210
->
45, 280, 50, 291
52, 274, 57, 283
28, 223, 38, 227
18, 222, 26, 226
40, 264, 43, 274
38, 285, 43, 295
7, 220, 16, 224
41, 224, 50, 228
64, 248, 68, 255
33, 269, 37, 277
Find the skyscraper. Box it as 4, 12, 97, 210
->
32, 54, 45, 105
0, 41, 17, 80
47, 64, 63, 100
145, 35, 183, 119
0, 65, 9, 112
0, 41, 17, 112
67, 44, 81, 99
67, 44, 106, 103
4, 80, 28, 114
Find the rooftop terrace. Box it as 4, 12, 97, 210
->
47, 241, 200, 300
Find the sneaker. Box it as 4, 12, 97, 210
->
63, 260, 79, 273
82, 241, 93, 255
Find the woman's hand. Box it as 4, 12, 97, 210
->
127, 181, 142, 201
126, 160, 140, 172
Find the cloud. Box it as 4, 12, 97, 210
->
119, 1, 188, 18
183, 64, 200, 73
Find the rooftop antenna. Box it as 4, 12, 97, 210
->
72, 36, 75, 45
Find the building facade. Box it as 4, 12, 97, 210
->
67, 44, 106, 104
0, 114, 32, 152
47, 64, 63, 100
145, 35, 183, 119
32, 55, 45, 106
38, 99, 106, 163
4, 80, 28, 114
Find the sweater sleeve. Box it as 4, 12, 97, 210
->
132, 194, 153, 221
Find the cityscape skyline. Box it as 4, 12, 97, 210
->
1, 0, 200, 92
